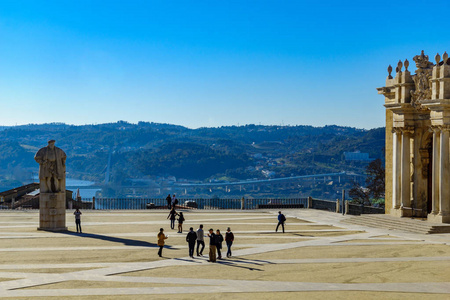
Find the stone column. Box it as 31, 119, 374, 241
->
392, 129, 402, 210
432, 128, 441, 215
439, 128, 450, 218
400, 128, 412, 216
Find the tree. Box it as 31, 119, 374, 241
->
349, 181, 370, 205
349, 158, 385, 206
365, 158, 385, 199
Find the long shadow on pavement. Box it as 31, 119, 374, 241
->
61, 231, 174, 249
215, 259, 264, 271
230, 257, 275, 265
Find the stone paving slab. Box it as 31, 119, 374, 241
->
0, 209, 448, 298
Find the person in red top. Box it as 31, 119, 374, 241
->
225, 227, 234, 258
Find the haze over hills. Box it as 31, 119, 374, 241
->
0, 121, 385, 199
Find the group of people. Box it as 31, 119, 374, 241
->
157, 224, 235, 262
159, 210, 287, 260
166, 194, 178, 210
71, 206, 286, 262
167, 208, 184, 232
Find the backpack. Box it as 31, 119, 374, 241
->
280, 214, 286, 222
174, 199, 179, 205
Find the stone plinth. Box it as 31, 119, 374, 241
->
427, 212, 450, 223
38, 192, 67, 231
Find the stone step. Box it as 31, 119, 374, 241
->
343, 219, 431, 234
347, 217, 432, 230
349, 215, 434, 228
341, 214, 450, 234
344, 218, 432, 231
343, 221, 430, 234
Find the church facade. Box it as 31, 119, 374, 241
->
378, 51, 450, 223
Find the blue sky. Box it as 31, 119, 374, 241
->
0, 0, 449, 129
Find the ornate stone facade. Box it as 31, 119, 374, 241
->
378, 50, 450, 223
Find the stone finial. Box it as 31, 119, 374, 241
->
435, 53, 441, 65
397, 60, 403, 72
387, 65, 393, 78
444, 52, 449, 65
404, 59, 409, 71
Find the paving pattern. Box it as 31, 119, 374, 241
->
0, 209, 449, 299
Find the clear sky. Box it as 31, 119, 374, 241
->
0, 0, 449, 129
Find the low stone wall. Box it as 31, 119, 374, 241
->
346, 202, 385, 215
309, 198, 385, 215
310, 198, 336, 212
256, 204, 304, 209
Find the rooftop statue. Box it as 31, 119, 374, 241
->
34, 140, 67, 193
411, 50, 434, 106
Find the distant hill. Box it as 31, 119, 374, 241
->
0, 121, 385, 195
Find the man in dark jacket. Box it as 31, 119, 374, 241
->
207, 228, 217, 262
225, 227, 234, 257
166, 194, 172, 209
276, 211, 286, 233
186, 227, 197, 258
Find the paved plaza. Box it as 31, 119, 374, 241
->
0, 209, 449, 299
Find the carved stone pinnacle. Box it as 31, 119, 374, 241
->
435, 53, 441, 65
387, 65, 393, 78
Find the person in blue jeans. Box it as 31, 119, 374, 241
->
196, 224, 205, 256
167, 208, 178, 230
225, 227, 234, 258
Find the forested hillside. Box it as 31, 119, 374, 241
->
0, 122, 385, 190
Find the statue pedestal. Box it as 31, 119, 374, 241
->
38, 192, 67, 231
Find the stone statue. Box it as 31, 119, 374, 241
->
34, 140, 67, 193
410, 50, 434, 106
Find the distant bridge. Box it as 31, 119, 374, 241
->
67, 171, 365, 195
170, 171, 365, 195
175, 172, 361, 188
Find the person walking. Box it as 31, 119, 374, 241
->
177, 212, 185, 233
167, 208, 177, 230
207, 228, 217, 262
166, 194, 172, 209
215, 229, 224, 259
74, 208, 82, 233
157, 228, 168, 257
196, 224, 205, 256
225, 227, 234, 258
276, 211, 286, 233
186, 227, 197, 258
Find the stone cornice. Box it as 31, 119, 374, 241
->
384, 103, 417, 114
421, 99, 450, 106
377, 86, 394, 95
